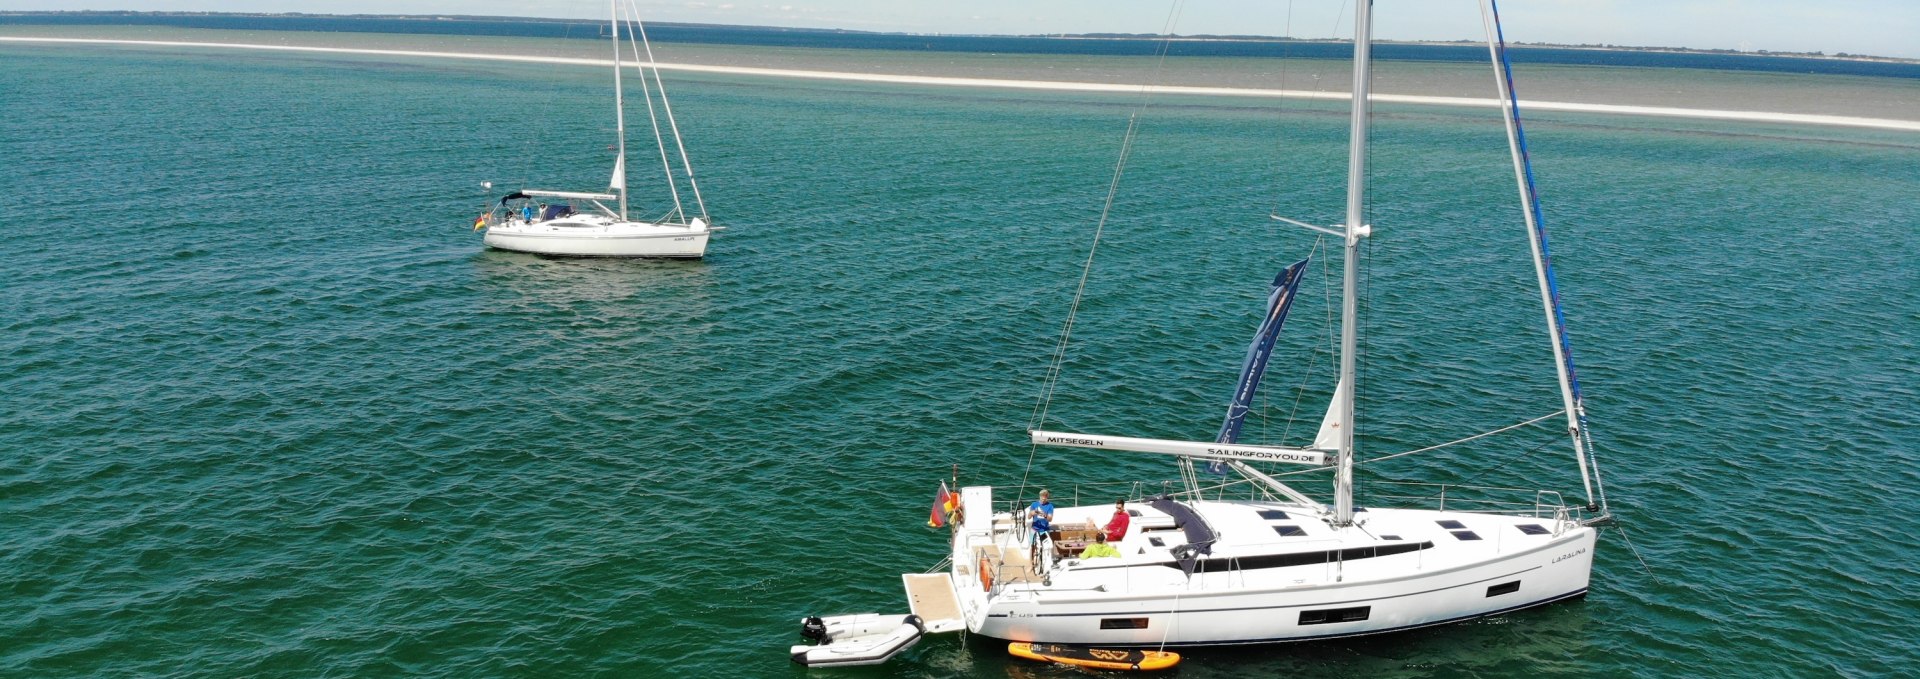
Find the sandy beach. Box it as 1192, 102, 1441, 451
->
4, 25, 1918, 131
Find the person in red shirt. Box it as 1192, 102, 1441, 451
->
1104, 499, 1130, 542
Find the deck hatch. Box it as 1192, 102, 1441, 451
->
1516, 524, 1550, 535
1451, 530, 1482, 541
1257, 509, 1291, 520
1436, 520, 1466, 529
1272, 525, 1307, 537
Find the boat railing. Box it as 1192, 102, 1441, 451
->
1364, 481, 1584, 524
1006, 479, 1586, 529
1053, 478, 1302, 507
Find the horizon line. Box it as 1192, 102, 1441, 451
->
5, 9, 1918, 63
3, 36, 1916, 133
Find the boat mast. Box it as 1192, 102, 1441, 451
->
1332, 0, 1374, 527
610, 0, 629, 220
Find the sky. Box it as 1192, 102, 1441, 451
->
6, 0, 1917, 59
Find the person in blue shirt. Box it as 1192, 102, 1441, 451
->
1028, 489, 1056, 561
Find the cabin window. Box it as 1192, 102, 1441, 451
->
1273, 525, 1307, 537
1436, 520, 1466, 529
1148, 537, 1165, 547
1299, 606, 1371, 625
1100, 618, 1150, 630
1161, 540, 1434, 572
1451, 530, 1482, 541
1379, 534, 1402, 541
1516, 524, 1550, 535
1487, 581, 1521, 597
1257, 509, 1290, 520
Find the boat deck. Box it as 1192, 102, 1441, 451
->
975, 544, 1045, 585
904, 573, 961, 623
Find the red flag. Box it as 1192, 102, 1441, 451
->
929, 481, 953, 528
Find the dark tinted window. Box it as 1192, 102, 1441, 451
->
1257, 509, 1291, 520
1100, 618, 1150, 630
1487, 581, 1521, 597
1273, 525, 1307, 537
1166, 541, 1435, 572
1452, 530, 1482, 541
1516, 524, 1550, 535
1436, 520, 1466, 529
1299, 606, 1371, 625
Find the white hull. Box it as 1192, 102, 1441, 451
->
950, 489, 1595, 646
483, 216, 710, 258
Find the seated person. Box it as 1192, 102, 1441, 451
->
1079, 532, 1120, 559
1105, 499, 1130, 542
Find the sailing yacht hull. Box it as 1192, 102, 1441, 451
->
483, 220, 710, 258
973, 537, 1592, 646
953, 497, 1597, 647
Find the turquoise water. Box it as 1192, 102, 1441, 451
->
3, 41, 1918, 677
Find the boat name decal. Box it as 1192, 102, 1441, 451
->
1552, 547, 1586, 564
1045, 435, 1106, 447
1207, 447, 1320, 463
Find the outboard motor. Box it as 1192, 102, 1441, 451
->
800, 616, 829, 643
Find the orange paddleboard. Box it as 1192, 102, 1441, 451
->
1008, 642, 1180, 671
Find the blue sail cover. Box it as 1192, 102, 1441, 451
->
1208, 258, 1311, 474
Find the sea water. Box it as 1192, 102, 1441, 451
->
1, 25, 1917, 677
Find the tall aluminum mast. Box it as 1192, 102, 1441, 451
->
610, 0, 629, 219
1332, 0, 1374, 527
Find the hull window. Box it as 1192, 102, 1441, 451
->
1487, 581, 1521, 597
1299, 606, 1371, 625
1100, 618, 1150, 630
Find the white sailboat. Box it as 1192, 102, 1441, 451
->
474, 0, 716, 258
907, 1, 1615, 648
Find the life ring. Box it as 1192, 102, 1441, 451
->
979, 557, 994, 591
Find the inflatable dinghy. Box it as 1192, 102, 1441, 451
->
790, 613, 925, 667
1008, 642, 1181, 671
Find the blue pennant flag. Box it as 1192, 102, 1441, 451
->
1208, 258, 1311, 475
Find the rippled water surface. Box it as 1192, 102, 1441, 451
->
2, 39, 1917, 677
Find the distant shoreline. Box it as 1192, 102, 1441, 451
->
5, 9, 1916, 65
5, 35, 1917, 133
